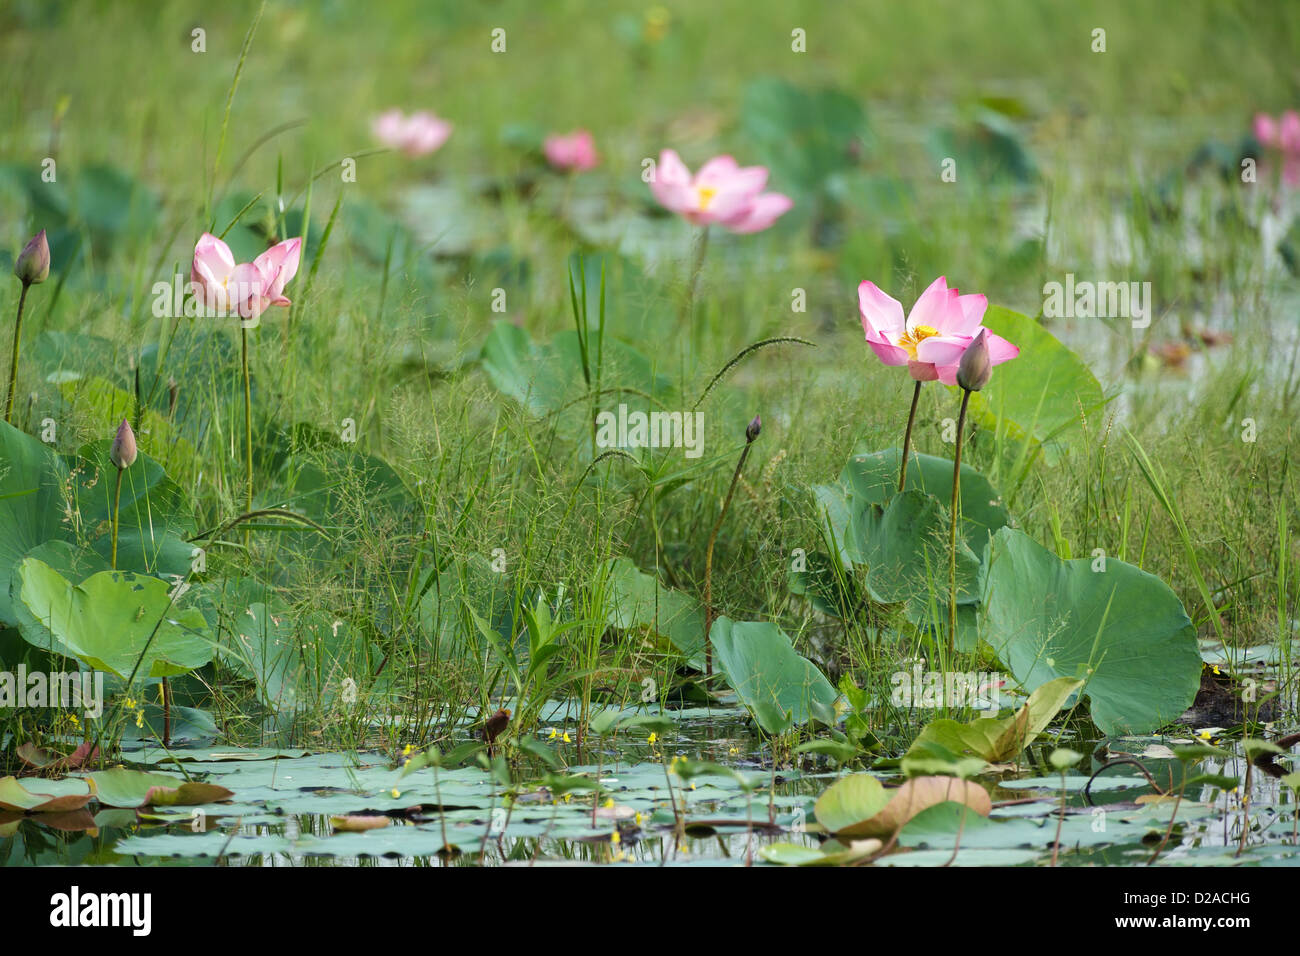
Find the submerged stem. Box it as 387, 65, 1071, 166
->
899, 379, 922, 492
948, 389, 971, 657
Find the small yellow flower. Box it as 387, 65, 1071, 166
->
402, 743, 414, 757
604, 798, 615, 808
548, 728, 558, 740
610, 829, 621, 845
134, 711, 144, 729
390, 788, 401, 799
635, 812, 643, 827
1212, 664, 1221, 675
647, 732, 657, 745
562, 732, 571, 743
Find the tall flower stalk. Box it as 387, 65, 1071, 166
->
647, 149, 792, 327
899, 380, 922, 491
6, 230, 50, 423
110, 418, 172, 743
703, 415, 761, 675
855, 277, 1019, 655
109, 418, 137, 570
241, 326, 254, 521
190, 232, 302, 537
948, 331, 993, 656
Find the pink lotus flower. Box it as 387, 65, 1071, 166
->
191, 233, 302, 321
649, 149, 792, 233
1253, 110, 1300, 186
372, 109, 453, 157
858, 276, 1019, 385
543, 129, 598, 171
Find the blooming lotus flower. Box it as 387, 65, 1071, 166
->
649, 149, 792, 233
1254, 110, 1300, 152
190, 233, 302, 320
543, 129, 598, 171
1253, 110, 1300, 186
858, 276, 1019, 385
372, 109, 453, 157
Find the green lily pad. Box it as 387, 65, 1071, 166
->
853, 488, 982, 608
708, 617, 838, 735
815, 773, 992, 839
816, 447, 1010, 568
0, 421, 73, 626
903, 676, 1083, 767
969, 306, 1106, 461
602, 556, 706, 666
13, 559, 213, 679
480, 321, 674, 418
740, 77, 869, 197
71, 438, 197, 578
981, 528, 1202, 736
0, 776, 92, 813
759, 837, 882, 866
87, 768, 233, 808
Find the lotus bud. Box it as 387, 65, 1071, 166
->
746, 415, 761, 443
956, 329, 992, 392
110, 418, 137, 470
13, 230, 50, 286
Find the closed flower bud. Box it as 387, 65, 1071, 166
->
110, 418, 137, 470
956, 329, 992, 392
746, 415, 761, 442
14, 230, 50, 286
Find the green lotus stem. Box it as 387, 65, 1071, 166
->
899, 380, 922, 492
703, 416, 761, 676
241, 325, 253, 544
110, 467, 123, 570
948, 388, 972, 657
4, 284, 29, 423
682, 225, 710, 325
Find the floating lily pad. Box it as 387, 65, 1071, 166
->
87, 768, 233, 808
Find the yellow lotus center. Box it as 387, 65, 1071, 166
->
898, 324, 939, 360
697, 185, 718, 209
